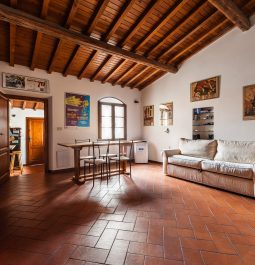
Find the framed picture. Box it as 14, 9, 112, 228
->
190, 76, 220, 102
2, 72, 49, 93
144, 105, 154, 126
159, 102, 173, 126
243, 85, 255, 120
65, 92, 90, 127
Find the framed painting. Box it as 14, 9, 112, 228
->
144, 105, 154, 126
190, 76, 220, 102
243, 85, 255, 120
65, 92, 90, 127
159, 102, 173, 126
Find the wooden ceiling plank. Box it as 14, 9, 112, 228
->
124, 66, 149, 87
121, 64, 144, 87
133, 69, 161, 89
9, 23, 16, 66
78, 50, 98, 79
90, 54, 112, 81
159, 10, 219, 61
118, 0, 159, 48
139, 71, 166, 90
208, 0, 250, 31
103, 0, 136, 42
30, 0, 51, 70
101, 59, 126, 83
0, 4, 178, 73
113, 63, 138, 86
168, 19, 229, 64
133, 0, 184, 52
63, 45, 80, 76
48, 0, 80, 73
87, 0, 111, 35
147, 0, 207, 58
9, 0, 17, 67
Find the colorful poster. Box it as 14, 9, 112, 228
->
65, 93, 90, 127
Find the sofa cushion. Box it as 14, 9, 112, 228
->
179, 138, 217, 160
168, 155, 203, 170
201, 160, 254, 180
215, 140, 255, 164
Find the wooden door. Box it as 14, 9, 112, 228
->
0, 92, 9, 183
26, 118, 44, 165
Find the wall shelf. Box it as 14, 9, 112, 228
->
193, 107, 214, 140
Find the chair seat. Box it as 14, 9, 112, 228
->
80, 155, 95, 160
100, 153, 117, 157
84, 158, 107, 165
110, 156, 130, 161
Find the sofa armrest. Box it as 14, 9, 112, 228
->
161, 149, 181, 175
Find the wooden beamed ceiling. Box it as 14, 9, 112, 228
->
0, 0, 254, 90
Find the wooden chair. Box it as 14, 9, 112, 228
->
109, 140, 134, 180
10, 151, 23, 175
84, 142, 109, 186
75, 139, 94, 176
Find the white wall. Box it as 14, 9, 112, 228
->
0, 63, 142, 170
10, 107, 44, 164
142, 16, 255, 162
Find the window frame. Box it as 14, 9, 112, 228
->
98, 100, 127, 140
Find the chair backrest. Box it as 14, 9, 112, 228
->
117, 139, 134, 159
95, 139, 110, 157
75, 139, 91, 156
92, 141, 109, 159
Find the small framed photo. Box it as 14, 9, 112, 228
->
191, 76, 220, 102
243, 84, 255, 120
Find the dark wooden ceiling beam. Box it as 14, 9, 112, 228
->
78, 50, 98, 79
103, 0, 136, 42
133, 69, 161, 89
124, 66, 149, 88
113, 63, 138, 86
0, 4, 178, 73
168, 19, 229, 64
9, 0, 17, 67
31, 0, 51, 70
48, 0, 80, 73
101, 59, 126, 83
139, 70, 166, 90
147, 0, 207, 58
208, 0, 250, 31
159, 10, 219, 62
63, 45, 80, 76
118, 0, 159, 48
90, 54, 112, 81
87, 0, 111, 35
22, 101, 26, 110
133, 0, 184, 52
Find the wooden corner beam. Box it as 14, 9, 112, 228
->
208, 0, 250, 31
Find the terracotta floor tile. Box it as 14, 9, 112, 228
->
144, 256, 184, 265
128, 241, 163, 257
1, 164, 255, 265
106, 239, 129, 265
182, 248, 204, 265
116, 230, 147, 242
71, 246, 109, 263
180, 238, 217, 252
234, 243, 255, 265
95, 228, 117, 249
163, 236, 183, 261
107, 221, 134, 231
201, 251, 243, 265
125, 253, 145, 265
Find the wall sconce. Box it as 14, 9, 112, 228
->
164, 128, 170, 133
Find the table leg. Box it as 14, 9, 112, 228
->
73, 147, 84, 184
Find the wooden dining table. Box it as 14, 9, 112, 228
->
58, 140, 146, 184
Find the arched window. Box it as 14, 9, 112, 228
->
98, 97, 126, 140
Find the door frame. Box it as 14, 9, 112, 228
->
7, 94, 49, 172
26, 117, 45, 166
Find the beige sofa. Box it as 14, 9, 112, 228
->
162, 138, 255, 197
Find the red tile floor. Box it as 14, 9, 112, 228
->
0, 163, 255, 265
